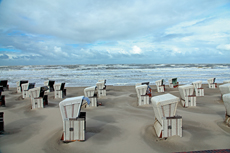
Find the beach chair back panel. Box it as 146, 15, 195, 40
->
162, 117, 182, 138
208, 78, 215, 84
155, 80, 163, 87
54, 83, 61, 90
219, 84, 230, 95
21, 83, 29, 91
63, 104, 81, 119
135, 85, 147, 97
96, 82, 104, 90
29, 87, 40, 98
84, 87, 96, 97
192, 81, 202, 89
223, 93, 230, 116
179, 85, 194, 100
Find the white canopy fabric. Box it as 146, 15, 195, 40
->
21, 83, 29, 91
223, 93, 230, 116
192, 81, 202, 89
54, 83, 63, 90
207, 78, 215, 84
151, 93, 179, 125
178, 84, 194, 100
135, 85, 147, 98
155, 79, 164, 86
84, 86, 96, 97
29, 87, 41, 98
96, 81, 105, 90
220, 84, 230, 95
59, 96, 84, 121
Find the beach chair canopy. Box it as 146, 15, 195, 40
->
168, 78, 177, 85
44, 80, 55, 87
59, 96, 84, 121
219, 83, 230, 95
178, 84, 194, 100
151, 93, 179, 124
135, 82, 149, 87
135, 85, 148, 97
96, 81, 105, 90
30, 86, 48, 98
155, 79, 164, 86
84, 86, 96, 97
207, 78, 215, 84
54, 83, 65, 90
16, 80, 28, 87
223, 93, 230, 116
0, 80, 8, 88
192, 81, 202, 89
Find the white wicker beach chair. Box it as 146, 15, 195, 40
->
192, 81, 204, 96
29, 86, 48, 109
155, 79, 165, 92
59, 96, 87, 142
54, 83, 66, 99
135, 85, 150, 106
223, 93, 230, 127
207, 78, 217, 88
84, 86, 97, 107
178, 84, 196, 107
151, 93, 182, 138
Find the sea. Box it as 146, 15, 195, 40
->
0, 64, 230, 88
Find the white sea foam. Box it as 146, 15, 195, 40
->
0, 64, 229, 87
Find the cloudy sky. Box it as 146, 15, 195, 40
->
0, 0, 230, 65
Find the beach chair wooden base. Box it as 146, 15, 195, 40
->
181, 95, 196, 107
154, 116, 182, 138
169, 82, 179, 88
195, 88, 204, 96
22, 90, 30, 99
62, 112, 86, 142
31, 97, 44, 109
98, 89, 106, 97
138, 95, 149, 106
54, 89, 66, 99
157, 85, 165, 92
17, 86, 21, 93
86, 97, 97, 107
209, 83, 217, 88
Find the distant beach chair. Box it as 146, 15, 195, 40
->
59, 96, 89, 142
16, 80, 28, 93
223, 80, 230, 84
223, 93, 230, 127
178, 84, 196, 107
168, 78, 179, 88
29, 86, 48, 109
155, 79, 165, 92
44, 80, 55, 92
21, 83, 36, 99
84, 86, 97, 107
0, 80, 9, 90
207, 78, 217, 88
219, 83, 230, 99
96, 80, 106, 97
135, 85, 151, 106
192, 81, 204, 96
54, 83, 66, 99
151, 93, 182, 138
0, 90, 5, 107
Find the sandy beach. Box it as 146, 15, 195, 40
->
0, 84, 230, 153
